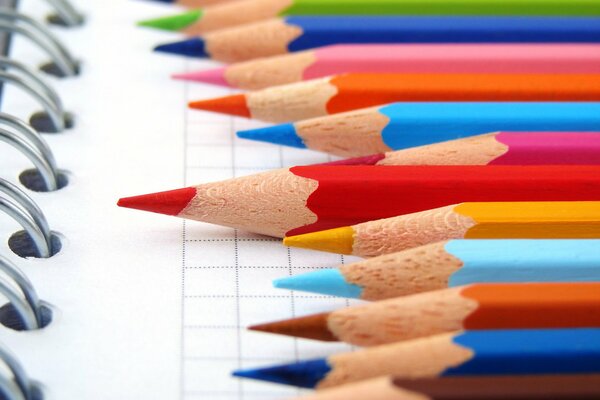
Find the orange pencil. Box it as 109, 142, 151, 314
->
251, 283, 600, 346
189, 73, 600, 122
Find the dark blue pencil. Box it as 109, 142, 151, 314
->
153, 16, 600, 63
233, 328, 600, 389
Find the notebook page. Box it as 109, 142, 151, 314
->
0, 1, 362, 398
0, 1, 184, 398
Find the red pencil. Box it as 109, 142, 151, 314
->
118, 166, 600, 237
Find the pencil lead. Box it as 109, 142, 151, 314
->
189, 94, 251, 118
232, 359, 331, 388
284, 227, 355, 254
274, 269, 363, 299
154, 37, 207, 58
249, 313, 337, 341
237, 124, 306, 148
138, 10, 202, 31
172, 67, 229, 86
117, 187, 196, 216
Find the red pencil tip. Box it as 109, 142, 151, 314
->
117, 187, 197, 216
188, 94, 251, 118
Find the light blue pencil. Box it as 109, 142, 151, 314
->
274, 239, 600, 300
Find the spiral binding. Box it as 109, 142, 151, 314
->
0, 0, 82, 396
0, 343, 43, 400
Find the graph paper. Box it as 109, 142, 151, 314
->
0, 2, 362, 398
179, 60, 364, 399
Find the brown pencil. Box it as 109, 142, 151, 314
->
291, 375, 600, 400
251, 282, 600, 346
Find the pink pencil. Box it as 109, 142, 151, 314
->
173, 44, 600, 90
313, 132, 600, 163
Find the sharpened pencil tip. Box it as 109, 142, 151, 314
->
232, 359, 331, 388
117, 187, 197, 216
284, 226, 356, 255
250, 313, 337, 341
172, 67, 229, 87
274, 269, 363, 299
138, 10, 202, 31
189, 94, 251, 118
237, 124, 306, 148
154, 38, 207, 58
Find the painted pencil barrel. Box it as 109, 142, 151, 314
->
292, 375, 600, 400
254, 283, 600, 346
238, 102, 600, 156
318, 132, 600, 164
147, 0, 600, 36
191, 74, 600, 123
274, 239, 600, 300
283, 201, 600, 256
233, 328, 600, 389
154, 17, 600, 62
176, 44, 600, 90
119, 167, 600, 238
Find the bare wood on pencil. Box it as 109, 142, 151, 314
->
378, 133, 508, 165
341, 241, 464, 300
226, 51, 317, 90
353, 205, 476, 257
321, 332, 472, 389
181, 169, 317, 236
184, 0, 292, 35
297, 107, 392, 157
298, 377, 422, 400
248, 77, 338, 122
205, 18, 302, 63
329, 287, 477, 346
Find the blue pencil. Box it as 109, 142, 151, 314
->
233, 328, 600, 389
153, 16, 600, 62
236, 102, 600, 155
274, 239, 600, 301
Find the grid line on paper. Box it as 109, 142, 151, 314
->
180, 62, 354, 400
180, 59, 190, 400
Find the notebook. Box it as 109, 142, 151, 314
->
0, 1, 361, 398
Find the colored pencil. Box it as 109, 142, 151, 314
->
283, 201, 600, 257
237, 102, 600, 156
274, 239, 600, 300
252, 283, 600, 346
153, 16, 600, 62
174, 44, 600, 90
232, 328, 600, 389
292, 375, 600, 400
189, 74, 600, 123
320, 132, 600, 162
140, 0, 600, 35
117, 166, 600, 238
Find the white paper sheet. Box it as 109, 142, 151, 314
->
0, 1, 361, 399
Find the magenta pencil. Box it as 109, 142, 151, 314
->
316, 132, 600, 163
173, 44, 600, 90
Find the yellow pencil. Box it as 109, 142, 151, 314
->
283, 201, 600, 257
